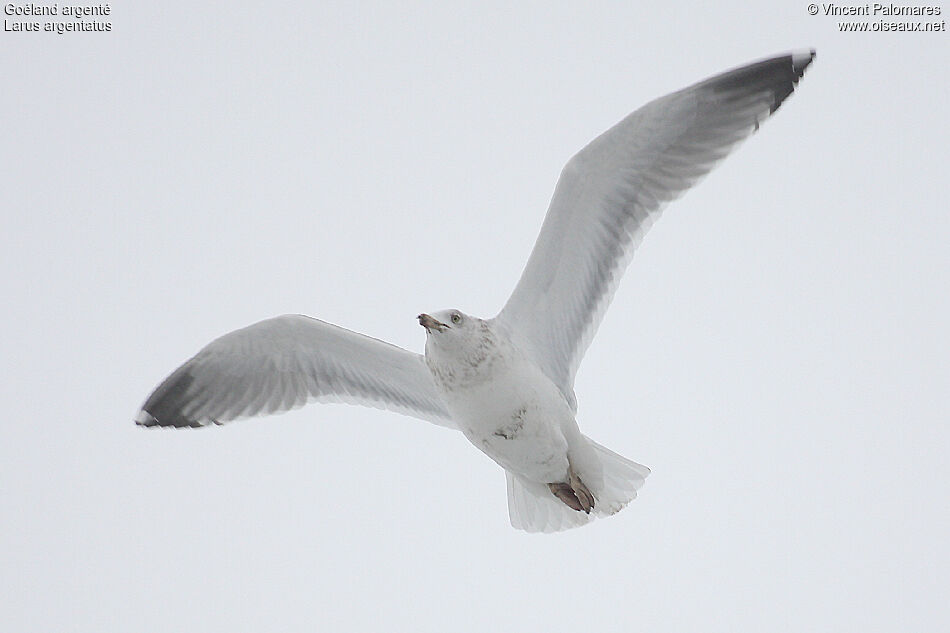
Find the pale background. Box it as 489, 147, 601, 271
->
2, 2, 947, 631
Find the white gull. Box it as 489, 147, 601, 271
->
136, 50, 815, 532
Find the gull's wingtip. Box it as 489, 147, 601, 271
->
134, 406, 213, 428
134, 364, 210, 428
135, 409, 157, 426
700, 48, 817, 119
791, 48, 817, 79
792, 48, 817, 68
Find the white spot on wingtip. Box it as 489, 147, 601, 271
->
135, 409, 156, 426
791, 48, 817, 69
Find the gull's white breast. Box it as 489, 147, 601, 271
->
433, 340, 576, 483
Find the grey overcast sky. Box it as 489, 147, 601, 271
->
2, 2, 947, 631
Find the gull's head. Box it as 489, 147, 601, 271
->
418, 309, 484, 353
419, 309, 497, 381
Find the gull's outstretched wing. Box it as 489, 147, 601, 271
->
135, 314, 454, 428
495, 50, 815, 408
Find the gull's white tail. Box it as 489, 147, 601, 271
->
505, 437, 650, 533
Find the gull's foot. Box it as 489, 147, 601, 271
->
570, 469, 595, 513
548, 482, 584, 512
547, 466, 595, 514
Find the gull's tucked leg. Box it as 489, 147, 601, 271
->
570, 467, 595, 513
548, 482, 584, 512
547, 462, 595, 514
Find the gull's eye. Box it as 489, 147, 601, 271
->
451, 313, 461, 325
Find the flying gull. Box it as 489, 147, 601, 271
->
137, 50, 815, 532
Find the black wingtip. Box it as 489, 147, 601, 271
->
134, 407, 206, 428
135, 365, 204, 428
773, 48, 816, 114
703, 49, 816, 116
778, 48, 816, 112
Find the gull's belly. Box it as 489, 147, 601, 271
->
444, 366, 572, 482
